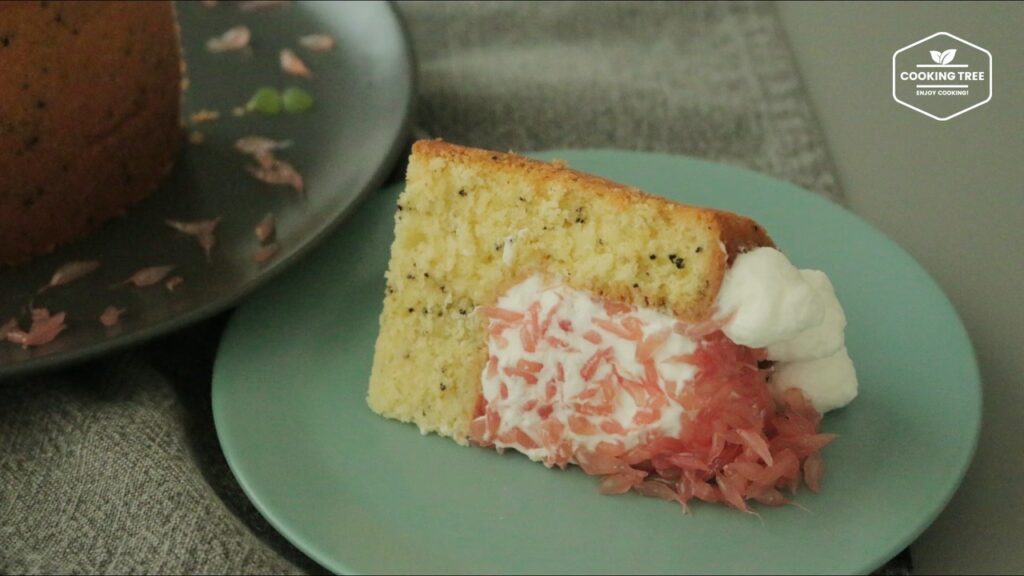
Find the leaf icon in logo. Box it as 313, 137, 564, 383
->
930, 50, 944, 64
940, 49, 957, 64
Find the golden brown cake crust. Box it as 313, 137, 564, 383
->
0, 1, 181, 265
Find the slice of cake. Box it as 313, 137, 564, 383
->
0, 1, 182, 265
368, 141, 858, 510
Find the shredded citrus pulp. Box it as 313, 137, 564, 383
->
470, 282, 833, 512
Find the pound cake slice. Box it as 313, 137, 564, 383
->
368, 141, 858, 511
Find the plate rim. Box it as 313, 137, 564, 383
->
0, 1, 417, 381
212, 148, 983, 575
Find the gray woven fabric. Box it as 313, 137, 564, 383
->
1, 2, 874, 574
407, 1, 844, 202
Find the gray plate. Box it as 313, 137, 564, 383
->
0, 0, 414, 379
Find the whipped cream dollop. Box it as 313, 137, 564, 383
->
765, 270, 847, 362
769, 347, 858, 413
715, 247, 857, 413
716, 247, 825, 348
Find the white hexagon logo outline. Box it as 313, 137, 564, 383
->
892, 31, 992, 121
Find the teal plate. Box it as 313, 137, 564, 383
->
212, 150, 981, 575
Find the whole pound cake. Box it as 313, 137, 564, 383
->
0, 0, 182, 265
368, 141, 858, 510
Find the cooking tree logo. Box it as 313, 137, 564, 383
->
929, 49, 957, 65
893, 32, 992, 121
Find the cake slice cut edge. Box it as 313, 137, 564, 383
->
367, 140, 774, 444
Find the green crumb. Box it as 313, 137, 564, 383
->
282, 87, 314, 114
247, 87, 282, 115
